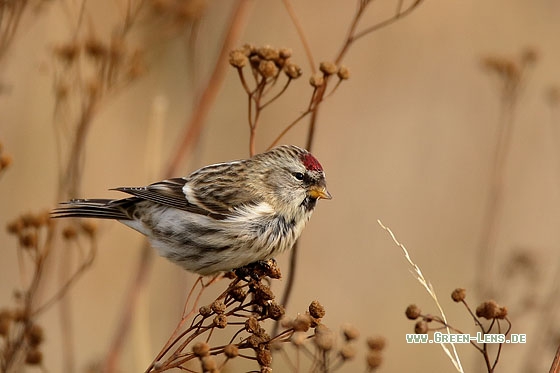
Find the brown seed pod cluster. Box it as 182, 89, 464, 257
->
0, 308, 45, 367
405, 287, 512, 372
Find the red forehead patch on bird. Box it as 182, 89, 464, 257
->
301, 153, 323, 172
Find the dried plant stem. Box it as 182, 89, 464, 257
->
550, 344, 560, 373
475, 95, 516, 300
165, 0, 252, 176
378, 219, 464, 373
281, 0, 316, 73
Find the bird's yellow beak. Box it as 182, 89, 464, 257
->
309, 187, 332, 200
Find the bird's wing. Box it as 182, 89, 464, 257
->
113, 178, 230, 219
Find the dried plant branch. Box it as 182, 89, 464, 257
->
165, 0, 252, 176
281, 0, 316, 73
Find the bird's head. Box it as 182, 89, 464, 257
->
255, 145, 331, 215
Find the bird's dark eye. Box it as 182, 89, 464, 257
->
293, 172, 304, 181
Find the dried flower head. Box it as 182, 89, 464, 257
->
258, 60, 278, 78
319, 61, 338, 76
342, 324, 360, 341
211, 299, 226, 314
476, 300, 500, 320
192, 341, 210, 357
283, 62, 302, 79
213, 314, 227, 328
19, 232, 38, 248
84, 37, 108, 59
245, 316, 260, 334
27, 324, 44, 347
229, 50, 248, 68
337, 65, 350, 80
405, 304, 421, 320
314, 325, 334, 351
257, 45, 279, 61
309, 73, 324, 88
256, 348, 272, 367
199, 305, 212, 317
292, 314, 312, 332
25, 348, 43, 365
308, 300, 325, 319
62, 226, 78, 240
340, 344, 356, 360
366, 336, 386, 351
266, 302, 285, 320
224, 344, 239, 358
366, 350, 383, 370
54, 42, 80, 64
451, 288, 466, 302
414, 320, 428, 334
200, 355, 217, 371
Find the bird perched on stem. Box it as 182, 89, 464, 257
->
52, 145, 331, 275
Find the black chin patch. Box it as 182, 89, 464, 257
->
301, 196, 317, 211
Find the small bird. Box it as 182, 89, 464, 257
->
52, 145, 331, 275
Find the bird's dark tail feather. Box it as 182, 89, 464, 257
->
51, 198, 134, 220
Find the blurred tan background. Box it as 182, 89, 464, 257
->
2, 0, 560, 372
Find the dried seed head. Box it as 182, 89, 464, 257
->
366, 336, 386, 351
340, 344, 356, 360
192, 341, 210, 357
451, 288, 466, 302
224, 344, 239, 358
0, 154, 13, 170
366, 350, 383, 370
19, 232, 38, 248
213, 314, 227, 328
292, 314, 312, 332
405, 304, 421, 320
496, 306, 508, 319
0, 311, 11, 336
291, 332, 306, 346
54, 42, 80, 64
279, 48, 292, 59
257, 45, 279, 61
267, 302, 285, 320
211, 299, 226, 314
229, 287, 247, 302
476, 300, 499, 320
62, 226, 78, 240
200, 355, 217, 371
309, 73, 324, 87
199, 305, 212, 317
283, 62, 302, 79
241, 43, 256, 56
27, 324, 44, 347
84, 37, 108, 59
314, 325, 334, 351
229, 50, 248, 68
7, 219, 24, 235
261, 367, 272, 373
258, 60, 278, 78
253, 282, 275, 304
319, 61, 337, 76
308, 300, 325, 319
25, 348, 43, 365
342, 324, 360, 341
414, 320, 428, 334
337, 65, 350, 80
256, 348, 272, 367
245, 316, 260, 334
